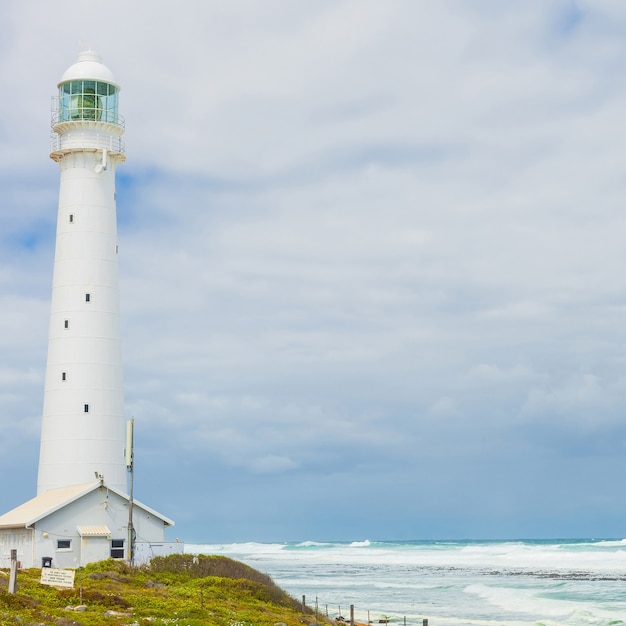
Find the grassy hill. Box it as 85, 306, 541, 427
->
0, 554, 332, 626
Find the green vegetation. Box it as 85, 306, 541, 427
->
0, 554, 331, 626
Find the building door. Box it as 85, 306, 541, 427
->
80, 536, 109, 566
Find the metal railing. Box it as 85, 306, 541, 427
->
51, 97, 125, 129
50, 131, 126, 155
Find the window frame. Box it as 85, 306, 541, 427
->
56, 539, 72, 551
110, 538, 125, 559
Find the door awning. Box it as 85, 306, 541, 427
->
77, 525, 111, 537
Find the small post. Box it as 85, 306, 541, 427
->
302, 595, 306, 612
404, 617, 407, 626
423, 620, 429, 626
350, 604, 354, 625
8, 549, 17, 594
368, 610, 371, 624
315, 596, 319, 619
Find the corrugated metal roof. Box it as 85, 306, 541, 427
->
0, 480, 174, 529
0, 483, 97, 528
77, 525, 111, 537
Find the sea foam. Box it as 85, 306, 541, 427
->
185, 539, 626, 625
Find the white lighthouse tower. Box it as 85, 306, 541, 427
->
0, 52, 178, 569
38, 50, 127, 494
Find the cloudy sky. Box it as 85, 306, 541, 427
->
2, 0, 626, 542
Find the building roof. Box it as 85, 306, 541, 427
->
59, 50, 119, 88
0, 481, 174, 529
0, 483, 95, 529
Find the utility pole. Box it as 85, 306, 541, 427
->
126, 418, 135, 564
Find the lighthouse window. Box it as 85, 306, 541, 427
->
69, 214, 74, 223
85, 293, 91, 302
84, 404, 89, 413
59, 80, 119, 124
111, 539, 125, 559
64, 320, 69, 329
62, 372, 67, 381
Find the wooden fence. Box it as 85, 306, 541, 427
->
301, 595, 429, 626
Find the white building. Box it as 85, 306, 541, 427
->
0, 481, 177, 568
0, 52, 178, 568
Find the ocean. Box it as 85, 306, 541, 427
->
186, 539, 626, 626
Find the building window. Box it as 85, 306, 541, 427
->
62, 372, 67, 381
64, 319, 69, 329
85, 293, 91, 302
111, 539, 125, 559
69, 214, 74, 223
57, 539, 71, 550
84, 404, 89, 413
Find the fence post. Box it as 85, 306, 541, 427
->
302, 595, 306, 612
8, 549, 17, 594
350, 604, 354, 625
423, 619, 429, 626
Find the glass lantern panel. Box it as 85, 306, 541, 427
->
58, 80, 118, 123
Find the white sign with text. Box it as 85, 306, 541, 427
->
40, 567, 75, 588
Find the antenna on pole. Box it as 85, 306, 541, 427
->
126, 418, 135, 565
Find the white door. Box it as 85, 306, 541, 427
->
80, 536, 109, 566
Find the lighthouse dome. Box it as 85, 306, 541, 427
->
54, 51, 122, 126
59, 50, 119, 89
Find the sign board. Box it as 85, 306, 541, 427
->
40, 567, 75, 588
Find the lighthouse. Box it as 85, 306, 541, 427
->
38, 50, 127, 494
0, 52, 178, 568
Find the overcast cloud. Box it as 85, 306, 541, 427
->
2, 0, 626, 541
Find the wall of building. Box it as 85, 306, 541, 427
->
0, 528, 33, 569
134, 542, 184, 565
38, 148, 126, 495
33, 487, 126, 569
